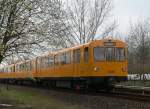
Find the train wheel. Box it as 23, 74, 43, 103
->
75, 84, 80, 93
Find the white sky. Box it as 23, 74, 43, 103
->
113, 0, 150, 34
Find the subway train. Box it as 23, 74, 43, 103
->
0, 39, 128, 89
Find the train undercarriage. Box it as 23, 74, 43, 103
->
0, 76, 127, 91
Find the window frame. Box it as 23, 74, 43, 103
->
84, 47, 89, 63
47, 56, 54, 67
105, 47, 115, 61
74, 49, 81, 63
66, 52, 71, 64
94, 47, 106, 62
54, 54, 60, 66
115, 47, 126, 61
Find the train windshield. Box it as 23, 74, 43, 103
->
94, 47, 105, 61
105, 48, 115, 61
116, 48, 125, 61
94, 47, 126, 61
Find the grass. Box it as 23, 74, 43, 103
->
0, 84, 85, 109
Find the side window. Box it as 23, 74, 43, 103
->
7, 67, 10, 73
44, 57, 48, 68
105, 47, 115, 61
22, 63, 24, 71
41, 57, 46, 68
55, 55, 59, 66
40, 58, 43, 68
16, 65, 18, 71
66, 52, 71, 64
60, 52, 71, 65
17, 65, 19, 71
30, 62, 32, 71
26, 62, 31, 71
47, 56, 53, 67
74, 49, 80, 63
84, 47, 89, 63
43, 57, 45, 68
60, 53, 65, 65
116, 48, 125, 61
11, 67, 14, 72
12, 66, 15, 72
94, 47, 105, 61
19, 64, 21, 71
23, 63, 27, 71
37, 58, 41, 69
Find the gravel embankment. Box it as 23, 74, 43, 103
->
1, 85, 150, 109
44, 89, 150, 109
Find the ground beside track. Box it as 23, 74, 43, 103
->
118, 80, 150, 87
0, 84, 150, 109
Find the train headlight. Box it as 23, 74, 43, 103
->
94, 67, 100, 72
122, 67, 128, 72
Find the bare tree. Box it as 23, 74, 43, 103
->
0, 0, 68, 64
37, 0, 71, 49
63, 0, 113, 45
127, 19, 150, 74
0, 0, 114, 64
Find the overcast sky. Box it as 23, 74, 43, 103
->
113, 0, 150, 34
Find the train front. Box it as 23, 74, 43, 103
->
90, 39, 128, 88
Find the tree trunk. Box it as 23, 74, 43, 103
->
0, 55, 3, 64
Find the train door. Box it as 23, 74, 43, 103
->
37, 57, 41, 77
83, 46, 90, 76
73, 49, 81, 77
54, 54, 59, 77
105, 47, 116, 76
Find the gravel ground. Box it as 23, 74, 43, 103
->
1, 85, 150, 109
32, 87, 150, 109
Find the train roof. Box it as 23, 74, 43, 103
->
52, 39, 127, 54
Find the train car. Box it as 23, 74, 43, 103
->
0, 64, 15, 83
35, 39, 128, 89
0, 39, 128, 89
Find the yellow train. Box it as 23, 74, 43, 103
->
0, 39, 128, 89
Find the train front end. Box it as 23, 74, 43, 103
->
90, 39, 128, 88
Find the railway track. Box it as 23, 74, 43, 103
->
94, 89, 150, 103
80, 85, 150, 103
2, 83, 150, 103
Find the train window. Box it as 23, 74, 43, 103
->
66, 52, 71, 64
10, 67, 12, 72
23, 63, 27, 71
41, 57, 46, 68
19, 64, 21, 71
74, 49, 80, 63
26, 62, 31, 71
30, 62, 32, 71
94, 47, 105, 61
54, 55, 59, 66
47, 56, 53, 67
17, 65, 19, 71
20, 64, 23, 71
16, 65, 18, 71
84, 47, 89, 63
23, 63, 26, 71
7, 67, 10, 73
37, 58, 41, 69
116, 48, 125, 61
105, 47, 115, 61
44, 57, 47, 68
60, 52, 71, 65
60, 53, 65, 65
40, 58, 43, 68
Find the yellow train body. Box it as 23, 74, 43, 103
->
0, 39, 128, 88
